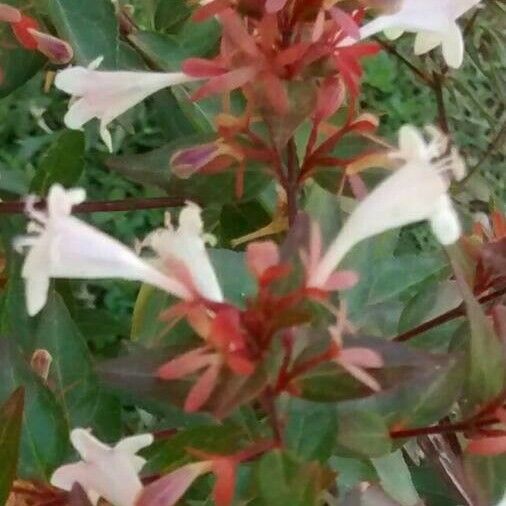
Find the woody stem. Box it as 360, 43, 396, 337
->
390, 414, 502, 440
285, 138, 300, 227
0, 196, 190, 214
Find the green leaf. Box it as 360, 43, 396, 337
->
0, 338, 67, 479
0, 253, 36, 352
46, 0, 119, 67
337, 411, 392, 458
155, 0, 191, 32
208, 249, 256, 307
339, 341, 464, 430
0, 47, 44, 98
339, 230, 399, 317
131, 249, 255, 347
465, 453, 506, 504
0, 388, 24, 504
285, 399, 338, 461
35, 292, 121, 440
97, 345, 207, 422
128, 18, 220, 70
219, 201, 271, 247
255, 450, 334, 506
367, 253, 447, 305
144, 424, 245, 474
296, 333, 464, 429
304, 183, 342, 249
127, 28, 221, 131
30, 130, 85, 194
131, 285, 177, 347
105, 134, 213, 189
371, 451, 420, 506
447, 246, 506, 408
127, 31, 185, 71
106, 137, 271, 205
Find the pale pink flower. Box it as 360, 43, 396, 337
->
55, 58, 197, 151
138, 203, 223, 303
359, 0, 481, 68
308, 125, 466, 289
14, 184, 191, 316
51, 428, 153, 506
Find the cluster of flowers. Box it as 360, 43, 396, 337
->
16, 124, 466, 505
50, 0, 479, 152
7, 0, 489, 505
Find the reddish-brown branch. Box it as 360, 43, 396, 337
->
393, 285, 506, 342
390, 416, 500, 440
433, 71, 449, 133
285, 138, 300, 226
261, 387, 284, 445
0, 196, 189, 214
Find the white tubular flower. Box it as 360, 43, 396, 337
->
14, 184, 191, 316
139, 203, 223, 303
308, 125, 465, 289
54, 58, 197, 151
51, 428, 153, 506
359, 0, 481, 68
496, 491, 506, 506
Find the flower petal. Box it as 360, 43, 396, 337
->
414, 30, 442, 55
441, 22, 464, 68
429, 195, 461, 245
136, 462, 212, 506
0, 3, 21, 23
27, 28, 73, 63
185, 361, 221, 412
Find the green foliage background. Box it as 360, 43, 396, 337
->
0, 0, 504, 504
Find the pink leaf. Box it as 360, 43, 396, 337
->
338, 360, 382, 392
311, 9, 325, 43
467, 435, 506, 456
340, 347, 384, 369
265, 0, 288, 13
212, 458, 237, 506
193, 0, 230, 22
185, 361, 221, 412
171, 142, 221, 179
27, 29, 73, 64
136, 462, 212, 506
314, 77, 346, 123
348, 173, 368, 200
328, 6, 360, 40
219, 9, 259, 58
324, 270, 359, 291
246, 241, 280, 279
182, 57, 226, 78
192, 66, 257, 101
157, 347, 214, 380
0, 3, 20, 23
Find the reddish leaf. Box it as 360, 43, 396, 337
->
212, 458, 237, 506
136, 462, 211, 506
193, 0, 231, 21
185, 362, 221, 412
157, 347, 215, 380
467, 435, 506, 456
246, 241, 280, 279
192, 66, 257, 101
